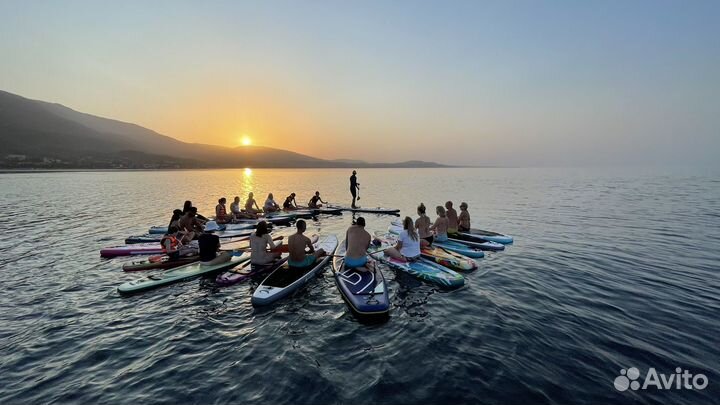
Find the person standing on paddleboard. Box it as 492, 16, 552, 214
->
350, 170, 360, 208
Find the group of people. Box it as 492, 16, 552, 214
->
413, 200, 471, 244
213, 191, 329, 224
342, 201, 472, 269
156, 169, 472, 274
158, 198, 327, 268
248, 219, 326, 268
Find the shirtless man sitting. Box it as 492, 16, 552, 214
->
345, 217, 371, 269
178, 207, 204, 235
287, 220, 325, 268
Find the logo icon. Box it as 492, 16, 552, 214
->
614, 367, 641, 391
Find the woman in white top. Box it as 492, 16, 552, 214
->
263, 193, 280, 212
230, 196, 241, 216
249, 221, 283, 264
384, 216, 421, 261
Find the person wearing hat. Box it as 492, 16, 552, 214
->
349, 170, 360, 208
458, 202, 471, 232
282, 193, 298, 210
345, 217, 371, 268
198, 221, 232, 265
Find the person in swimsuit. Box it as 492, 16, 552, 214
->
458, 202, 471, 232
282, 193, 298, 210
264, 193, 280, 212
167, 209, 193, 244
445, 201, 459, 234
230, 196, 254, 220
178, 207, 204, 235
249, 221, 283, 265
345, 217, 371, 268
244, 192, 261, 216
430, 205, 449, 242
350, 170, 360, 208
183, 200, 208, 222
230, 196, 241, 217
415, 203, 433, 247
198, 221, 232, 265
308, 191, 326, 208
287, 220, 325, 268
384, 216, 421, 261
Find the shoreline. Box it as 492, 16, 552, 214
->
0, 166, 504, 174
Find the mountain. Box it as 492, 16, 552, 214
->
0, 90, 448, 169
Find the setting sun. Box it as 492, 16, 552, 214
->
240, 135, 252, 146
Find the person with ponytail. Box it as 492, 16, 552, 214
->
384, 216, 421, 261
415, 203, 433, 247
249, 220, 283, 265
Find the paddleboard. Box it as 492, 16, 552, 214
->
122, 255, 200, 272
333, 240, 389, 317
327, 204, 400, 214
216, 257, 289, 286
380, 256, 465, 288
251, 235, 338, 306
464, 229, 514, 244
421, 246, 477, 272
118, 253, 251, 295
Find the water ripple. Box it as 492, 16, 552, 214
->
0, 168, 719, 405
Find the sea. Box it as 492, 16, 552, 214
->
0, 167, 718, 405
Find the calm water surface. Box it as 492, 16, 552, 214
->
1, 168, 719, 405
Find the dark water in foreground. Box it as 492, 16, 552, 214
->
1, 167, 719, 405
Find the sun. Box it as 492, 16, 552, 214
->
240, 135, 252, 146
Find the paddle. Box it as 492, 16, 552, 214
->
220, 235, 282, 251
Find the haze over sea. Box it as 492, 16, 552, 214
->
1, 167, 719, 405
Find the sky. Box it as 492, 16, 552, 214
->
0, 0, 718, 166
